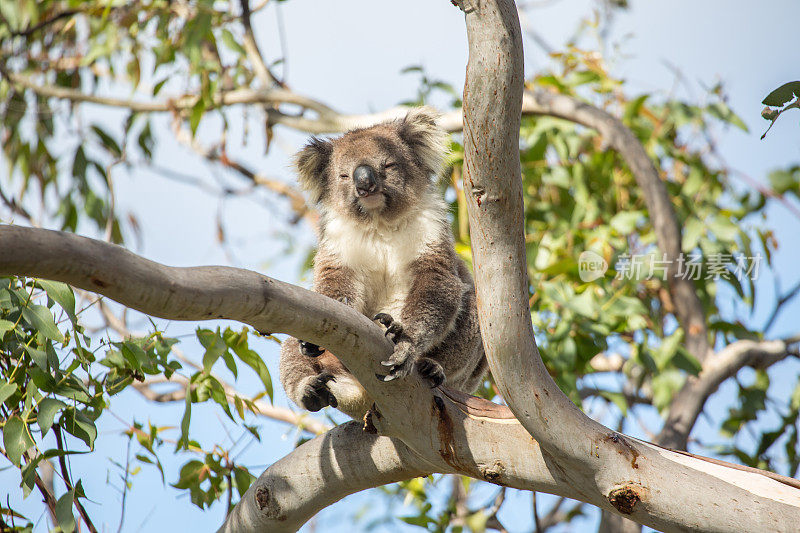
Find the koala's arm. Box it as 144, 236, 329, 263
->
312, 248, 363, 311
399, 249, 464, 355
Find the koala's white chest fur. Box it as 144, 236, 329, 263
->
321, 199, 446, 317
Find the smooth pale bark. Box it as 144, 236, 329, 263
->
220, 422, 430, 532
457, 0, 800, 531
3, 224, 800, 531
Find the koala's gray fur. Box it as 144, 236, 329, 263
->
279, 107, 487, 419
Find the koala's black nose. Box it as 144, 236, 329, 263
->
353, 165, 379, 197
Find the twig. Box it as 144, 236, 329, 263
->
6, 9, 79, 37
533, 491, 542, 533
238, 0, 283, 88
0, 184, 33, 221
53, 425, 99, 533
116, 437, 132, 533
764, 278, 800, 333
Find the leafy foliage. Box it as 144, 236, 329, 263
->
0, 276, 275, 525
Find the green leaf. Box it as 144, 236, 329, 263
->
0, 381, 18, 405
71, 146, 87, 179
708, 216, 740, 242
178, 391, 192, 450
55, 490, 76, 533
681, 218, 704, 252
609, 211, 643, 234
233, 466, 254, 497
599, 391, 629, 416
25, 345, 50, 371
3, 415, 35, 466
0, 318, 15, 337
768, 169, 799, 195
37, 398, 67, 436
762, 81, 800, 107
198, 329, 227, 373
38, 280, 76, 322
172, 459, 204, 489
224, 328, 273, 400
91, 125, 122, 158
672, 347, 703, 375
465, 510, 488, 533
235, 347, 272, 401
707, 102, 748, 132
189, 99, 205, 136
61, 411, 97, 448
21, 304, 65, 343
651, 370, 685, 412
623, 94, 649, 123
220, 29, 246, 55
207, 376, 234, 420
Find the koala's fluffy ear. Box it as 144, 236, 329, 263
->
397, 106, 449, 178
294, 137, 333, 203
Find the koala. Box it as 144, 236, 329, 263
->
279, 107, 487, 419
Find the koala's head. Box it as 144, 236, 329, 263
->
294, 107, 448, 222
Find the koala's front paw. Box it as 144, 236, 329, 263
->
373, 313, 405, 343
416, 357, 445, 388
299, 340, 324, 357
300, 372, 338, 411
375, 341, 414, 382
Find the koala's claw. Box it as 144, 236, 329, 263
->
416, 357, 445, 388
301, 372, 337, 411
373, 312, 393, 326
373, 313, 404, 343
299, 340, 324, 357
376, 343, 414, 382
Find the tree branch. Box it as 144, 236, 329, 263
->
3, 226, 800, 531
238, 0, 283, 88
3, 71, 332, 115
219, 422, 430, 532
5, 9, 79, 38
657, 338, 798, 450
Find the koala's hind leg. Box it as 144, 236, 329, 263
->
279, 337, 371, 417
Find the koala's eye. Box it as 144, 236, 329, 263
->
339, 173, 349, 180
383, 162, 396, 170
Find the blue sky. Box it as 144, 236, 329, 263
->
3, 1, 800, 532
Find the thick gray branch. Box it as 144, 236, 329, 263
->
3, 225, 800, 531
219, 423, 428, 532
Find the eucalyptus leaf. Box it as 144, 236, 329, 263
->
21, 304, 64, 343
762, 81, 800, 107
37, 398, 67, 436
3, 415, 34, 466
55, 490, 76, 533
